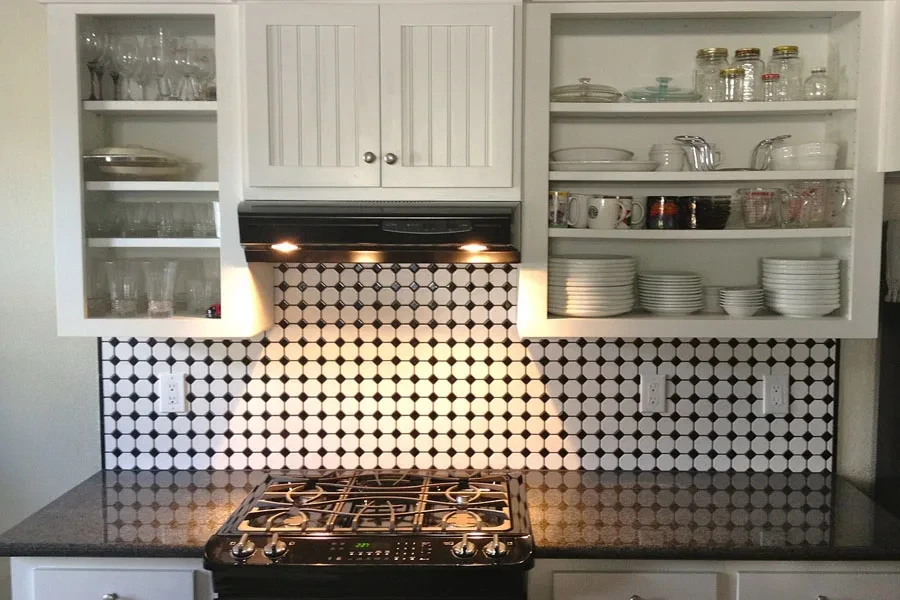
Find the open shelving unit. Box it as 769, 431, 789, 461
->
50, 6, 272, 337
518, 1, 885, 339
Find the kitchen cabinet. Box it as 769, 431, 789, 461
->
47, 4, 272, 337
242, 2, 518, 200
528, 560, 900, 600
880, 0, 900, 172
11, 557, 210, 600
518, 1, 885, 339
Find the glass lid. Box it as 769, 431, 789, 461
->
623, 77, 701, 103
551, 77, 621, 103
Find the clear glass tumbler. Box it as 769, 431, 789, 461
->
104, 260, 140, 317
143, 260, 178, 318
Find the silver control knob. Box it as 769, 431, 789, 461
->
363, 151, 377, 164
383, 152, 398, 165
483, 534, 508, 559
231, 533, 256, 560
451, 533, 476, 559
102, 595, 119, 600
264, 533, 288, 560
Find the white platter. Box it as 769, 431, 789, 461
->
643, 306, 703, 315
762, 257, 841, 265
550, 290, 635, 299
549, 160, 658, 172
549, 307, 634, 317
550, 147, 634, 162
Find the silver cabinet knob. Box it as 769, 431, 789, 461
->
363, 151, 376, 164
102, 595, 118, 600
383, 152, 398, 165
630, 596, 643, 600
230, 533, 256, 560
817, 596, 828, 600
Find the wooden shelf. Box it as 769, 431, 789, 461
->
549, 228, 852, 240
83, 101, 217, 114
548, 170, 854, 182
87, 238, 220, 248
550, 100, 857, 118
85, 181, 219, 192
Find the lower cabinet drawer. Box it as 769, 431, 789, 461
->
738, 571, 900, 600
553, 571, 718, 600
33, 567, 195, 600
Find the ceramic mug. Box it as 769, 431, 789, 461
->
588, 196, 629, 230
649, 144, 685, 172
625, 196, 647, 229
568, 194, 589, 228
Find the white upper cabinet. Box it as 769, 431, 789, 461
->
242, 2, 517, 195
244, 4, 382, 187
880, 0, 900, 172
380, 4, 514, 188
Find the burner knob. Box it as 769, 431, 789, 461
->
483, 534, 508, 559
451, 533, 476, 559
264, 533, 288, 560
231, 534, 257, 561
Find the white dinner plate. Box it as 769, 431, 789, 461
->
642, 306, 703, 315
551, 255, 635, 263
762, 258, 840, 265
548, 306, 635, 317
549, 160, 658, 172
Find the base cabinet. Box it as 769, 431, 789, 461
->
10, 558, 210, 600
529, 560, 900, 600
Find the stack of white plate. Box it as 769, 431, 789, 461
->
548, 256, 636, 317
638, 272, 703, 315
761, 258, 841, 317
719, 287, 764, 317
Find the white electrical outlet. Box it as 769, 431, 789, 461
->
158, 372, 188, 414
763, 374, 790, 416
640, 373, 668, 414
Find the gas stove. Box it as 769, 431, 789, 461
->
204, 470, 534, 600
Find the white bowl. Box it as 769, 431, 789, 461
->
771, 143, 839, 159
549, 147, 634, 162
722, 305, 762, 317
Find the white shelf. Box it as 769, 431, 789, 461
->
550, 100, 857, 118
83, 101, 217, 114
549, 228, 852, 240
548, 170, 854, 182
87, 238, 220, 248
85, 181, 219, 192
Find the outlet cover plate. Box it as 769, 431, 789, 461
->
640, 373, 669, 415
763, 374, 790, 416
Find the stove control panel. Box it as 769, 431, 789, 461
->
206, 534, 532, 568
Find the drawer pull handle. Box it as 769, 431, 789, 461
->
102, 595, 118, 600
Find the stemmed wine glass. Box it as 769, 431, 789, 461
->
172, 37, 200, 101
113, 36, 142, 101
144, 35, 175, 101
194, 47, 216, 101
102, 34, 121, 100
79, 24, 105, 100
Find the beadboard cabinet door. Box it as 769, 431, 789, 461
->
244, 3, 382, 187
379, 4, 514, 188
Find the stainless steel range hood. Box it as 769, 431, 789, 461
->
238, 201, 520, 263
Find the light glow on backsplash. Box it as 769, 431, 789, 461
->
101, 263, 836, 472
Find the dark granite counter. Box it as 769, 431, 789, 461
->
2, 470, 900, 561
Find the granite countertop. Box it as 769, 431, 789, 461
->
2, 470, 900, 561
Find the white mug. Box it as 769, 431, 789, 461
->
626, 196, 647, 229
568, 195, 589, 228
588, 196, 628, 230
649, 144, 685, 172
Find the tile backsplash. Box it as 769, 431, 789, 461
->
101, 264, 837, 472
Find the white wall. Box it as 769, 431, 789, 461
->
0, 0, 101, 598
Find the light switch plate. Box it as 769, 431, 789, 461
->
640, 373, 669, 414
763, 374, 790, 416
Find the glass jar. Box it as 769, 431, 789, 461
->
768, 45, 804, 100
694, 47, 730, 102
803, 67, 836, 100
762, 73, 788, 102
719, 67, 745, 102
732, 47, 765, 102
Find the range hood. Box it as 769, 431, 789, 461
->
238, 201, 519, 263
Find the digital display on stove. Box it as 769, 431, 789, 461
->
353, 542, 392, 550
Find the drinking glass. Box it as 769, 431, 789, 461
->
187, 278, 217, 316
80, 24, 105, 100
86, 261, 110, 317
113, 36, 142, 101
191, 203, 217, 238
102, 34, 121, 100
104, 261, 140, 317
156, 203, 180, 237
143, 260, 178, 318
122, 203, 153, 237
172, 38, 200, 101
144, 34, 175, 101
85, 199, 120, 237
194, 47, 216, 101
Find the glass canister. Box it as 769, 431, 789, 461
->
732, 48, 765, 101
694, 47, 730, 102
762, 73, 788, 102
719, 67, 745, 102
803, 67, 836, 100
768, 45, 804, 100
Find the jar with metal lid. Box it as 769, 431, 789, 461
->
762, 73, 788, 102
719, 67, 745, 102
694, 47, 729, 102
803, 67, 836, 100
768, 45, 804, 100
732, 48, 765, 101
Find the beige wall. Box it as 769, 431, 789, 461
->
0, 0, 101, 597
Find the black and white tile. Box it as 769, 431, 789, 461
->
101, 264, 837, 472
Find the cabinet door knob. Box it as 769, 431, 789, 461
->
817, 596, 828, 600
363, 151, 376, 164
102, 594, 119, 600
630, 595, 643, 600
383, 153, 398, 165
